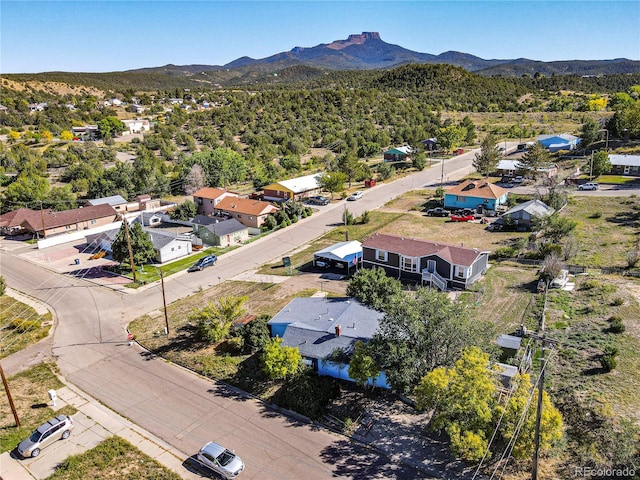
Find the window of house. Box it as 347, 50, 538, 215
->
454, 265, 468, 278
375, 249, 388, 262
65, 225, 71, 230
401, 256, 418, 272
171, 247, 175, 251
91, 219, 96, 224
456, 196, 466, 202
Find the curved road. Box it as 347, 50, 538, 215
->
0, 147, 507, 479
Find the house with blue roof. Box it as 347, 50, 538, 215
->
267, 297, 389, 388
537, 133, 580, 152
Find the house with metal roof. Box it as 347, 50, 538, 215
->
313, 241, 362, 272
268, 297, 389, 388
383, 146, 412, 162
86, 195, 128, 213
609, 154, 640, 176
262, 174, 322, 202
444, 180, 509, 212
491, 199, 554, 231
537, 133, 580, 152
361, 232, 489, 290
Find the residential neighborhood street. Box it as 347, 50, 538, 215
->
0, 144, 515, 480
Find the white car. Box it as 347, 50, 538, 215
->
197, 441, 245, 479
347, 191, 364, 201
578, 182, 599, 191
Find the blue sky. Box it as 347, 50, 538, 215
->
1, 1, 639, 73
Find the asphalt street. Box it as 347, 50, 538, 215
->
0, 143, 521, 479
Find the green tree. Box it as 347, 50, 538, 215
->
520, 142, 550, 178
43, 185, 77, 211
370, 288, 493, 394
191, 295, 248, 343
237, 314, 271, 353
414, 347, 497, 461
580, 117, 601, 150
111, 221, 156, 266
497, 373, 564, 459
590, 150, 612, 178
472, 133, 501, 177
97, 116, 125, 139
348, 340, 380, 388
318, 171, 347, 198
438, 125, 467, 153
0, 276, 5, 296
3, 174, 50, 206
460, 116, 477, 144
261, 337, 302, 379
346, 267, 402, 311
170, 200, 197, 221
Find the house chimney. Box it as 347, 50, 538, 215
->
335, 324, 342, 337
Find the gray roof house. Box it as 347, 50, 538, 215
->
86, 225, 192, 264
609, 154, 640, 176
268, 297, 389, 387
193, 217, 249, 247
86, 195, 128, 213
492, 199, 554, 231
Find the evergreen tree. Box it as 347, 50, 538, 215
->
472, 133, 501, 177
111, 221, 156, 265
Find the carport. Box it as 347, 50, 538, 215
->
313, 240, 362, 274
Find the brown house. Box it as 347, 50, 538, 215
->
21, 204, 119, 237
0, 208, 51, 236
192, 187, 240, 216
213, 197, 279, 232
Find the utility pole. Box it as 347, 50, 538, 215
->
160, 269, 169, 335
0, 363, 20, 427
590, 151, 594, 181
531, 281, 554, 480
40, 201, 47, 239
441, 158, 445, 186
343, 203, 348, 242
123, 217, 137, 283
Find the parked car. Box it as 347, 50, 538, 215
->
307, 195, 330, 206
450, 214, 475, 222
512, 176, 524, 184
426, 207, 450, 217
188, 255, 218, 272
347, 191, 364, 201
578, 182, 599, 191
197, 441, 245, 479
18, 415, 74, 458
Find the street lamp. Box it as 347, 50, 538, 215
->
598, 129, 609, 150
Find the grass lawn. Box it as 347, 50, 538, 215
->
0, 296, 52, 360
561, 195, 640, 267
46, 436, 182, 480
0, 363, 76, 454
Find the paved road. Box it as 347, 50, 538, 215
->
0, 145, 510, 480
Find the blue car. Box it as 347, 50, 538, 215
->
188, 255, 217, 272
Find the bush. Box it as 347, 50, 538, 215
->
492, 246, 518, 259
10, 318, 41, 332
610, 297, 624, 306
580, 279, 601, 290
226, 336, 245, 353
0, 276, 5, 296
269, 370, 340, 419
600, 354, 617, 372
609, 319, 625, 334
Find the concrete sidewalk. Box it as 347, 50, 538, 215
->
0, 380, 203, 480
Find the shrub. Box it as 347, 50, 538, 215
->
589, 211, 602, 219
359, 210, 371, 224
10, 318, 41, 332
580, 279, 600, 290
492, 246, 518, 259
610, 297, 624, 306
600, 354, 617, 372
0, 276, 5, 296
609, 319, 625, 334
226, 336, 245, 353
627, 249, 640, 268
